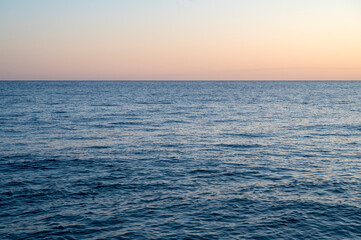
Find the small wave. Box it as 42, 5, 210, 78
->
223, 133, 266, 138
110, 121, 142, 126
218, 143, 263, 149
163, 120, 189, 124
92, 124, 115, 129
189, 169, 219, 174
86, 146, 110, 149
53, 111, 67, 114
91, 104, 120, 107
137, 101, 172, 105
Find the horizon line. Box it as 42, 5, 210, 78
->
1, 79, 361, 82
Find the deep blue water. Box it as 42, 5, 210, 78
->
1, 81, 361, 239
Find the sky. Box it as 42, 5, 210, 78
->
0, 0, 360, 80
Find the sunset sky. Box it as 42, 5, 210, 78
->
1, 0, 360, 80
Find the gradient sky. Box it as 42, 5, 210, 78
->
1, 0, 360, 80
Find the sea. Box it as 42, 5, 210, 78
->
1, 81, 361, 239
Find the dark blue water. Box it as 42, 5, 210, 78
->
1, 81, 361, 239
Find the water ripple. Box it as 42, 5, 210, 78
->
1, 81, 361, 239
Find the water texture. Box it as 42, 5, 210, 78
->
1, 81, 361, 239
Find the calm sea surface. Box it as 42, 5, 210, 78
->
1, 81, 361, 239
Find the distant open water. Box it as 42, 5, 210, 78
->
1, 81, 361, 239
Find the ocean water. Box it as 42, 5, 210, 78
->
1, 81, 361, 239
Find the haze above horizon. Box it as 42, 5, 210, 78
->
1, 0, 360, 80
